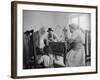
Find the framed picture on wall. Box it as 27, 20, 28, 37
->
11, 1, 98, 78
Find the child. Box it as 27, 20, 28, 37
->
38, 40, 54, 68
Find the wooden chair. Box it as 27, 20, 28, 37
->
49, 42, 67, 67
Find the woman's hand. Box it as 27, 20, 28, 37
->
68, 39, 73, 44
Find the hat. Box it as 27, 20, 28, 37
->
47, 28, 53, 32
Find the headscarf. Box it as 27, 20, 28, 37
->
69, 23, 79, 30
69, 23, 84, 33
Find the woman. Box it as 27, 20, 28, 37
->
65, 24, 85, 67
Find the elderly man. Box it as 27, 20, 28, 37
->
40, 28, 60, 48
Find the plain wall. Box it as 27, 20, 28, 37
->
23, 10, 55, 32
23, 10, 70, 37
23, 10, 90, 38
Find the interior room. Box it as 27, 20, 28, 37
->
23, 10, 91, 69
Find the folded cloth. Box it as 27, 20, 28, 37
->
54, 55, 65, 67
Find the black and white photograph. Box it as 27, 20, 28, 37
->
11, 1, 97, 78
23, 10, 91, 69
